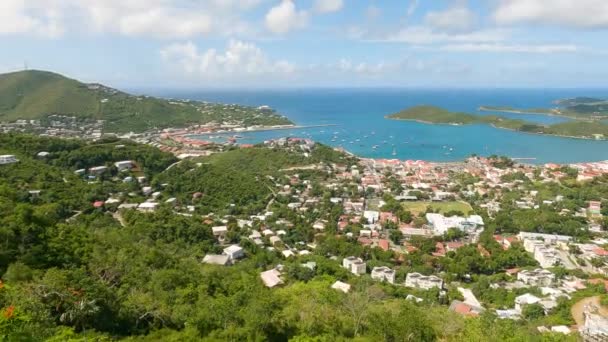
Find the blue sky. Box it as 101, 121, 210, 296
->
1, 0, 607, 88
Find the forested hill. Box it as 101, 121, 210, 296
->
0, 70, 293, 133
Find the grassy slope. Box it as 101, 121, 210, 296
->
0, 70, 293, 133
388, 105, 608, 139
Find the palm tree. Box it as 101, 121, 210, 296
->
60, 299, 100, 339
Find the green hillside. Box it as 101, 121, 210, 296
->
0, 70, 293, 133
388, 105, 608, 140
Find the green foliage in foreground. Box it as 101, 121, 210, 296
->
388, 105, 608, 139
0, 70, 293, 132
0, 133, 582, 341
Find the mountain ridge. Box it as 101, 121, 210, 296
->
0, 70, 293, 133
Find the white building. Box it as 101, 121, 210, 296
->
0, 155, 18, 165
223, 245, 244, 260
115, 160, 135, 171
260, 269, 283, 288
212, 226, 228, 237
137, 202, 158, 212
363, 210, 379, 224
342, 256, 366, 275
518, 269, 555, 287
202, 254, 230, 266
425, 213, 484, 235
89, 166, 108, 175
514, 293, 541, 312
371, 266, 396, 284
331, 281, 351, 293
405, 273, 443, 290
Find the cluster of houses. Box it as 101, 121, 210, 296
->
0, 115, 103, 139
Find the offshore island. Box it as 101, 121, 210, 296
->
387, 105, 608, 141
479, 97, 608, 121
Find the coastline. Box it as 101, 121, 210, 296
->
386, 116, 606, 141
478, 106, 595, 121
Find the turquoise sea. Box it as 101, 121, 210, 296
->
146, 88, 608, 164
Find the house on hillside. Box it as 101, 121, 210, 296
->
371, 266, 396, 284
405, 273, 443, 290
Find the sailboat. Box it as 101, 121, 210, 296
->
392, 147, 397, 156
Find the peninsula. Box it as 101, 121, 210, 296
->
387, 105, 608, 140
479, 96, 608, 120
0, 70, 294, 133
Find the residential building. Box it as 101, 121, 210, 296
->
518, 269, 555, 286
425, 213, 484, 235
514, 293, 541, 312
202, 254, 231, 266
223, 245, 244, 260
405, 273, 443, 290
0, 155, 18, 165
115, 160, 135, 171
343, 256, 367, 275
371, 266, 396, 284
260, 269, 283, 288
331, 281, 351, 293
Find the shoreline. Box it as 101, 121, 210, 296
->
386, 116, 606, 141
186, 123, 338, 137
478, 106, 597, 122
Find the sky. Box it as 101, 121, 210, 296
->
1, 0, 607, 89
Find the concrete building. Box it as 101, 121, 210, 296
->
0, 155, 18, 165
514, 293, 541, 312
260, 269, 283, 288
518, 269, 555, 287
331, 281, 351, 293
371, 266, 396, 284
342, 256, 366, 275
425, 213, 484, 235
223, 245, 244, 261
202, 254, 231, 266
405, 272, 443, 290
115, 160, 135, 171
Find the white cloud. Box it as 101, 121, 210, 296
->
88, 3, 212, 39
0, 0, 65, 38
494, 0, 608, 28
381, 26, 508, 44
265, 0, 308, 34
424, 6, 476, 33
0, 0, 264, 39
314, 0, 343, 14
441, 43, 579, 53
160, 40, 295, 80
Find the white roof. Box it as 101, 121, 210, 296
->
331, 281, 351, 293
138, 202, 158, 209
202, 254, 230, 265
212, 226, 228, 233
282, 250, 295, 258
515, 293, 541, 305
223, 245, 243, 254
260, 269, 283, 288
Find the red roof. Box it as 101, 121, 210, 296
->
453, 303, 473, 314
594, 248, 608, 257
378, 239, 390, 251
93, 201, 104, 208
506, 268, 520, 275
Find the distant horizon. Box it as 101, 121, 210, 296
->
2, 1, 608, 89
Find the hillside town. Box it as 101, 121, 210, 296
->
4, 130, 607, 340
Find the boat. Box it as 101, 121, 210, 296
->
392, 147, 397, 156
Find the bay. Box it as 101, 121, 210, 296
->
145, 88, 608, 164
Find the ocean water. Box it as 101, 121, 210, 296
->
146, 88, 608, 164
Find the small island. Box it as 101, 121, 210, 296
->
479, 97, 608, 120
387, 105, 608, 140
